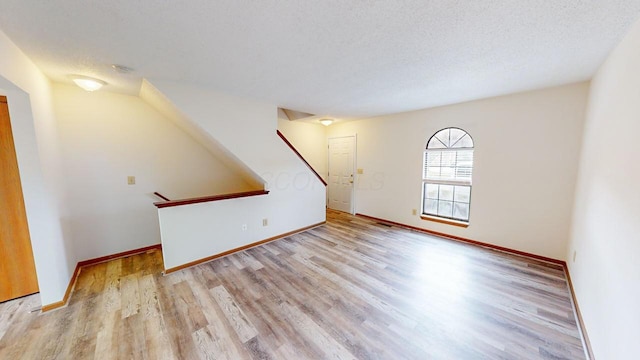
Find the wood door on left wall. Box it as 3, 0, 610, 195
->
0, 96, 39, 302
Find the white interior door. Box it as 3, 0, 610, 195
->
328, 136, 355, 213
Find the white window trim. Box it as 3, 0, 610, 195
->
421, 128, 474, 226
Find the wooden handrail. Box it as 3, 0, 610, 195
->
276, 130, 328, 186
154, 190, 269, 208
153, 192, 171, 201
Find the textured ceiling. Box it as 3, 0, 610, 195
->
1, 1, 639, 117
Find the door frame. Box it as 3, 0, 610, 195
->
0, 95, 40, 302
327, 135, 357, 215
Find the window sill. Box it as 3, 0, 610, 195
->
420, 215, 469, 228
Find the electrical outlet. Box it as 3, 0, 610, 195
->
573, 251, 577, 262
127, 176, 135, 185
263, 218, 268, 226
241, 224, 247, 231
412, 209, 417, 216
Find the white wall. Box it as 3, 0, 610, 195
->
568, 18, 640, 360
148, 79, 326, 270
0, 30, 74, 305
53, 83, 255, 261
327, 82, 589, 260
140, 80, 265, 190
159, 194, 270, 269
277, 117, 328, 182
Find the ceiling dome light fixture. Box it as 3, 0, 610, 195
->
70, 75, 107, 92
319, 118, 334, 126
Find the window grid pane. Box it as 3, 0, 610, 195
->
453, 202, 470, 221
439, 185, 454, 201
423, 183, 471, 222
424, 198, 438, 215
425, 184, 439, 199
454, 185, 471, 203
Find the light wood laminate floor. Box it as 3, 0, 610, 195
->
0, 210, 586, 359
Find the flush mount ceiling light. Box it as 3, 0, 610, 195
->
319, 118, 334, 126
69, 75, 107, 91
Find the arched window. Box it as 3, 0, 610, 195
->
422, 127, 474, 224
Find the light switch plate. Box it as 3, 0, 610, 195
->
127, 176, 135, 185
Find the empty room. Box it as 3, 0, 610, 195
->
0, 1, 638, 359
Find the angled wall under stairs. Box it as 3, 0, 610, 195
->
143, 79, 326, 271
